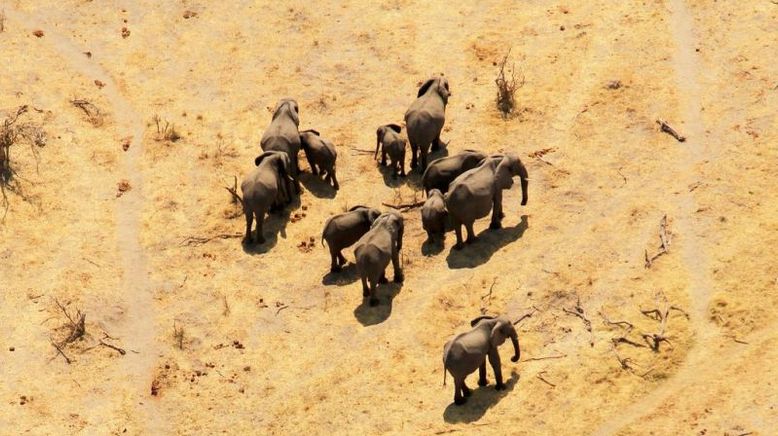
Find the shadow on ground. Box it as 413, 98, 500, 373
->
353, 282, 402, 326
442, 372, 520, 424
321, 263, 360, 286
241, 197, 301, 255
299, 172, 337, 199
446, 215, 529, 269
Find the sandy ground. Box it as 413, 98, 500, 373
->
0, 0, 776, 434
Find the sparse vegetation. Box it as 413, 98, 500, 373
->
1, 105, 46, 221
152, 114, 181, 142
495, 48, 525, 119
173, 321, 185, 350
71, 99, 104, 126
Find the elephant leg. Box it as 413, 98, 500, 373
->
292, 157, 302, 194
453, 219, 464, 250
255, 212, 266, 244
307, 156, 318, 175
462, 381, 472, 397
399, 152, 406, 177
330, 168, 339, 190
490, 191, 504, 229
378, 271, 388, 284
420, 148, 428, 170
453, 378, 466, 405
361, 276, 369, 297
465, 222, 477, 244
478, 361, 488, 386
369, 278, 379, 306
337, 251, 347, 266
409, 144, 419, 168
243, 211, 254, 244
432, 135, 443, 152
380, 150, 387, 166
488, 350, 505, 390
329, 248, 341, 273
392, 248, 403, 282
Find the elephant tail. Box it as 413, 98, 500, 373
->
442, 340, 453, 386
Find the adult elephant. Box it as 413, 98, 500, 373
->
442, 315, 521, 405
444, 154, 528, 249
422, 150, 487, 195
404, 76, 450, 170
260, 98, 302, 194
321, 206, 382, 273
353, 211, 404, 306
240, 151, 292, 245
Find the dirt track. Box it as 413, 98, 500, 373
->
1, 1, 776, 434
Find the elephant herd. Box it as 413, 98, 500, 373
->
238, 76, 529, 405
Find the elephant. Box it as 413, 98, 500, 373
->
404, 76, 450, 170
260, 98, 302, 194
442, 315, 521, 405
444, 154, 529, 249
240, 151, 292, 244
375, 123, 407, 178
421, 189, 447, 242
300, 129, 339, 189
321, 205, 382, 273
353, 211, 404, 306
422, 150, 487, 195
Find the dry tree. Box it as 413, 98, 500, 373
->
495, 48, 525, 119
1, 105, 47, 221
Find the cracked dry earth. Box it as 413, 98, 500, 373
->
0, 1, 776, 435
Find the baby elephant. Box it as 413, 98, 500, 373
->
321, 206, 382, 273
443, 315, 521, 405
353, 211, 404, 306
375, 124, 407, 178
421, 189, 447, 242
300, 129, 339, 189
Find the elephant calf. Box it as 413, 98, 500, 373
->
375, 124, 407, 178
422, 150, 486, 195
353, 211, 404, 306
321, 206, 382, 273
421, 189, 447, 242
443, 315, 521, 405
300, 129, 339, 189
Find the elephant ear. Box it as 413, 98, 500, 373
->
417, 79, 435, 97
437, 77, 451, 99
490, 322, 507, 347
255, 151, 276, 167
348, 205, 368, 212
386, 123, 402, 133
302, 129, 320, 136
495, 156, 515, 190
470, 315, 496, 327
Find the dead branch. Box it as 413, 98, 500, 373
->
562, 295, 592, 334
612, 337, 646, 348
71, 99, 103, 126
350, 147, 375, 155
599, 310, 634, 332
179, 233, 243, 246
617, 166, 627, 185
513, 306, 539, 325
381, 200, 425, 211
98, 340, 126, 355
54, 298, 85, 345
612, 346, 636, 371
536, 371, 556, 388
223, 175, 243, 206
656, 119, 686, 142
480, 277, 497, 314
523, 354, 566, 362
639, 293, 675, 352
51, 341, 72, 364
645, 215, 671, 268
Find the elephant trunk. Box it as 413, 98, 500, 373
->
510, 333, 521, 363
518, 161, 529, 206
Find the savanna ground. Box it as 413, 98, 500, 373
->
0, 0, 776, 434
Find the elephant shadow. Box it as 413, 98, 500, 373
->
377, 164, 409, 188
321, 263, 360, 286
241, 198, 299, 255
299, 172, 337, 199
421, 237, 446, 256
353, 282, 402, 326
442, 371, 520, 424
445, 215, 529, 269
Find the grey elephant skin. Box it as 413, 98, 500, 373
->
353, 211, 404, 306
422, 150, 487, 195
240, 151, 292, 245
421, 189, 447, 242
375, 123, 407, 178
300, 129, 339, 189
321, 206, 382, 273
445, 154, 529, 249
404, 76, 450, 170
260, 98, 302, 194
442, 315, 520, 405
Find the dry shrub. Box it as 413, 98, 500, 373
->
71, 99, 104, 127
495, 48, 525, 119
152, 114, 181, 142
1, 105, 46, 220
